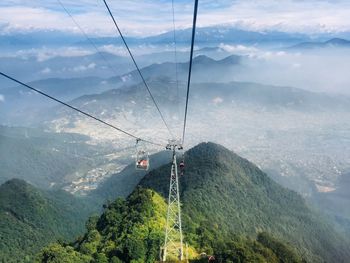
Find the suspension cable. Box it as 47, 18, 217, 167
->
181, 0, 198, 146
171, 0, 180, 127
0, 71, 164, 147
102, 0, 174, 139
57, 0, 120, 77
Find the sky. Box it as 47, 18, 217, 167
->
0, 0, 350, 36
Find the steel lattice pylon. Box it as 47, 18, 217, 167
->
162, 146, 183, 262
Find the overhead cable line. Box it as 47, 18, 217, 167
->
181, 0, 198, 146
0, 71, 164, 147
102, 0, 175, 139
171, 0, 180, 127
56, 0, 120, 77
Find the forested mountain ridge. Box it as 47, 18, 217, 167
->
139, 142, 350, 262
37, 188, 303, 263
0, 179, 96, 262
36, 142, 350, 262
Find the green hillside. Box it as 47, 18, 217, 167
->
139, 142, 350, 262
36, 142, 349, 262
37, 187, 303, 263
37, 188, 168, 263
0, 179, 95, 262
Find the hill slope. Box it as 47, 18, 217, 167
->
0, 179, 95, 262
139, 142, 350, 262
37, 188, 303, 263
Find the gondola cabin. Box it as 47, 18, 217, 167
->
179, 161, 185, 169
179, 160, 185, 176
136, 150, 149, 170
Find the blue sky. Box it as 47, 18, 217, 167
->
0, 0, 350, 36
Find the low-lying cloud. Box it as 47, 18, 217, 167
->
233, 48, 350, 95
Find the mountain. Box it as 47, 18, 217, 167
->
289, 38, 350, 50
37, 188, 171, 263
0, 76, 122, 125
6, 53, 350, 126
0, 54, 240, 125
37, 188, 303, 263
0, 26, 316, 57
77, 26, 311, 46
0, 52, 133, 81
109, 54, 241, 85
139, 142, 350, 262
37, 142, 347, 262
49, 78, 350, 129
0, 179, 96, 262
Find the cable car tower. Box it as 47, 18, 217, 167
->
162, 140, 184, 261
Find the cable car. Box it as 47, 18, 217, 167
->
179, 160, 185, 176
179, 161, 185, 169
135, 139, 149, 171
208, 255, 216, 262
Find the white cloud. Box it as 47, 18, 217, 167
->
20, 47, 93, 61
40, 67, 51, 74
1, 0, 350, 36
0, 94, 5, 102
212, 97, 223, 105
72, 62, 96, 72
100, 45, 128, 56
219, 44, 258, 55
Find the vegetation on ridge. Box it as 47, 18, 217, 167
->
0, 179, 94, 262
37, 187, 303, 263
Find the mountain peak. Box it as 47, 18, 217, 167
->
1, 178, 29, 189
325, 38, 350, 45
193, 55, 216, 64
192, 55, 240, 66
290, 37, 350, 50
0, 178, 37, 204
139, 142, 349, 262
187, 141, 231, 154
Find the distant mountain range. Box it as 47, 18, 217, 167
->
289, 38, 350, 50
48, 77, 350, 128
0, 51, 133, 81
0, 26, 313, 49
110, 54, 241, 85
4, 53, 350, 126
0, 54, 242, 125
3, 26, 350, 54
4, 53, 348, 125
